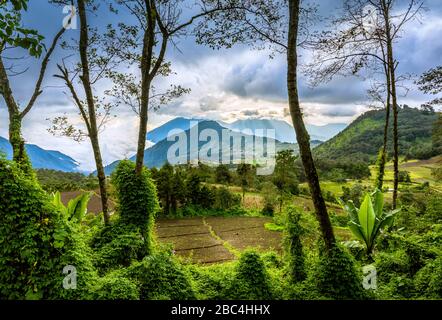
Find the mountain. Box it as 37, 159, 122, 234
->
147, 117, 204, 143
148, 117, 347, 145
214, 118, 346, 143
105, 120, 316, 175
313, 106, 440, 163
0, 137, 79, 172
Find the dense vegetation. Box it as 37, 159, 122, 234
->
314, 107, 441, 163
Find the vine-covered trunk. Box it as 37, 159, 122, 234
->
287, 0, 335, 251
0, 56, 32, 174
77, 0, 110, 225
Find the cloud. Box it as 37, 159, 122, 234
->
241, 110, 260, 116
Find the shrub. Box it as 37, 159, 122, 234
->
315, 245, 367, 300
231, 250, 273, 299
0, 159, 97, 299
126, 251, 195, 300
92, 223, 146, 273
283, 207, 306, 282
111, 160, 159, 254
213, 186, 241, 211
414, 255, 442, 299
92, 272, 139, 300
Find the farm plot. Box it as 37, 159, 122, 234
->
156, 216, 283, 264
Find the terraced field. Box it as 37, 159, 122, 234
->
156, 216, 281, 264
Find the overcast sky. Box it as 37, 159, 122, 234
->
0, 0, 441, 171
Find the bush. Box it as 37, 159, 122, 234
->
283, 207, 306, 282
315, 245, 368, 300
414, 255, 442, 299
111, 160, 159, 254
0, 159, 97, 299
213, 186, 241, 211
230, 250, 273, 299
92, 272, 139, 300
126, 251, 196, 300
92, 223, 146, 273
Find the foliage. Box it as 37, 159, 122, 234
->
231, 250, 273, 300
315, 245, 367, 300
339, 189, 399, 256
92, 271, 139, 300
398, 171, 411, 183
126, 251, 196, 300
36, 169, 98, 192
314, 107, 439, 163
283, 207, 306, 282
111, 160, 159, 255
0, 0, 44, 57
341, 184, 365, 207
0, 159, 97, 299
51, 191, 91, 223
91, 223, 146, 274
273, 150, 300, 212
215, 164, 232, 184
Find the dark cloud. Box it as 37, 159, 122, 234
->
241, 110, 260, 116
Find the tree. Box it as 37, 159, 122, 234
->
156, 162, 174, 215
307, 0, 424, 208
196, 0, 336, 250
104, 1, 236, 176
52, 0, 114, 224
236, 163, 255, 205
273, 150, 299, 212
215, 164, 232, 185
0, 0, 66, 174
417, 66, 442, 154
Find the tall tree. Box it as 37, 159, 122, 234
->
236, 163, 255, 204
52, 0, 117, 225
196, 0, 336, 250
0, 0, 66, 174
307, 0, 424, 208
107, 0, 236, 176
417, 66, 442, 154
273, 150, 299, 212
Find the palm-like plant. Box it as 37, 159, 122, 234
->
339, 189, 400, 256
52, 191, 91, 223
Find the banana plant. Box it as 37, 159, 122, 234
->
339, 189, 400, 256
52, 191, 91, 223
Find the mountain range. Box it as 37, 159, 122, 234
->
104, 120, 319, 175
147, 117, 347, 144
0, 136, 79, 172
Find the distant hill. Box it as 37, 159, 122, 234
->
0, 136, 79, 172
147, 117, 346, 144
223, 119, 347, 143
105, 120, 317, 175
313, 106, 440, 163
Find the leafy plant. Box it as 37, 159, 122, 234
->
339, 189, 400, 256
51, 191, 91, 223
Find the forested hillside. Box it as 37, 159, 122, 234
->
314, 107, 440, 163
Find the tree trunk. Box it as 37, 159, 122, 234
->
77, 0, 110, 225
0, 57, 32, 174
382, 3, 399, 209
287, 0, 335, 251
376, 63, 391, 190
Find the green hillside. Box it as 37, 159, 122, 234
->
314, 106, 440, 163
